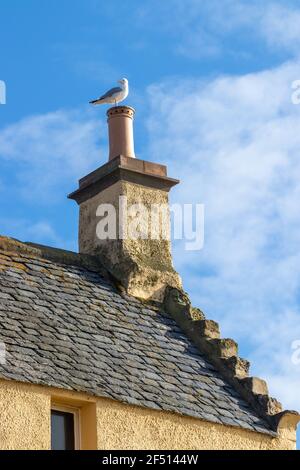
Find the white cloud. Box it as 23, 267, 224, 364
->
262, 4, 300, 53
146, 59, 300, 411
0, 218, 76, 251
0, 108, 105, 203
136, 0, 300, 59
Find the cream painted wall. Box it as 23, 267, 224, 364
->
0, 379, 297, 450
0, 380, 50, 450
95, 397, 297, 450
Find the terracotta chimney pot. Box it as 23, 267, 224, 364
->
107, 106, 135, 160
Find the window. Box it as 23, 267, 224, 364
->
51, 405, 80, 450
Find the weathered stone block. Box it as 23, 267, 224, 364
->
241, 377, 269, 396
221, 356, 250, 378
257, 395, 283, 415
196, 320, 220, 339
208, 338, 238, 359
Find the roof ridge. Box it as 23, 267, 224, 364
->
163, 286, 299, 433
0, 236, 109, 279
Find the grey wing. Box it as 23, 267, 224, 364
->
99, 86, 122, 100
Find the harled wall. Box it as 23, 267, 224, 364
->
0, 379, 297, 450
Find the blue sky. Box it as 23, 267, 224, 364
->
1, 0, 300, 445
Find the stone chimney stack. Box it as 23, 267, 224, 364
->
68, 105, 182, 301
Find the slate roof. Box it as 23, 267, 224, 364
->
0, 241, 275, 435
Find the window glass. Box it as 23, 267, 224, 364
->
51, 410, 75, 450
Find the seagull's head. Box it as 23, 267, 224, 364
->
118, 78, 128, 87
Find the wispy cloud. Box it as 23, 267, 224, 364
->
0, 108, 105, 203
261, 3, 300, 53
136, 0, 300, 60
0, 218, 75, 251
146, 59, 300, 410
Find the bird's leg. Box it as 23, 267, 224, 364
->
114, 99, 117, 107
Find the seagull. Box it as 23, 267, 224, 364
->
89, 78, 129, 106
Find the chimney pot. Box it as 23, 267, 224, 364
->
107, 105, 135, 160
